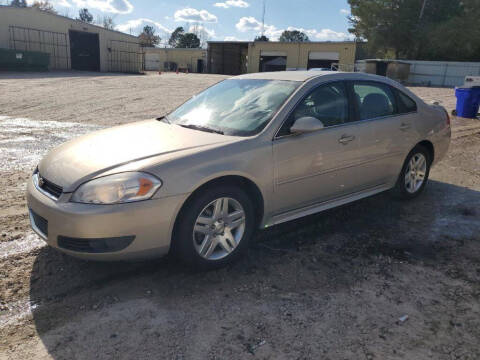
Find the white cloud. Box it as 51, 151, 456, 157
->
235, 17, 352, 41
174, 8, 218, 23
235, 16, 261, 32
68, 0, 133, 14
235, 17, 282, 39
27, 0, 72, 6
234, 17, 280, 38
56, 0, 72, 7
224, 36, 247, 41
312, 28, 352, 41
214, 0, 249, 8
283, 26, 352, 41
116, 18, 171, 35
340, 8, 350, 15
189, 24, 215, 38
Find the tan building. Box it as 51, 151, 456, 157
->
0, 6, 143, 73
143, 48, 207, 73
208, 41, 357, 75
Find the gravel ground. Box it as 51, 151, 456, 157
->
0, 71, 479, 360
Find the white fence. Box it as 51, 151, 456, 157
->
355, 60, 480, 87
407, 61, 480, 87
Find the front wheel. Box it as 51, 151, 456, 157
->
173, 185, 256, 269
393, 145, 431, 199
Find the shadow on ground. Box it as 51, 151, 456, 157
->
29, 180, 480, 359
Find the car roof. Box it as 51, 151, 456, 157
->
232, 70, 397, 83
230, 71, 421, 102
233, 71, 332, 82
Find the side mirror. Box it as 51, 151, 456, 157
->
290, 116, 325, 134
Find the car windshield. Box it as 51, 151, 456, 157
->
167, 79, 299, 136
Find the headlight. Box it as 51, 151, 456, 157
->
71, 172, 162, 204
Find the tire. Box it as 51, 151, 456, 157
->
392, 145, 431, 199
173, 185, 256, 269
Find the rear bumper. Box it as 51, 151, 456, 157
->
431, 125, 451, 166
27, 177, 189, 261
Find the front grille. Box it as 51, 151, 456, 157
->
29, 209, 48, 237
38, 175, 63, 198
57, 235, 135, 253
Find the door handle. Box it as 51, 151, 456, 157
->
338, 135, 355, 145
399, 123, 411, 131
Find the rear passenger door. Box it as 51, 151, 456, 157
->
350, 81, 417, 187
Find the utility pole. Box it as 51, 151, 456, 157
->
419, 0, 428, 20
261, 0, 266, 37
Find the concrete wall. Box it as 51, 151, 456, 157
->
143, 48, 206, 72
0, 6, 142, 72
247, 42, 357, 73
356, 59, 480, 87
407, 61, 480, 87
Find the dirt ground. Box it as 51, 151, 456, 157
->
0, 71, 479, 360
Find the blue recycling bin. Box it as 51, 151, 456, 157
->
455, 87, 480, 118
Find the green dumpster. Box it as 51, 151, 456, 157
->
0, 48, 50, 71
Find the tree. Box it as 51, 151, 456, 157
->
169, 27, 185, 48
138, 25, 160, 47
62, 9, 72, 18
347, 0, 479, 60
101, 16, 115, 30
189, 24, 210, 48
31, 0, 57, 14
279, 30, 309, 42
177, 33, 200, 48
254, 35, 269, 41
424, 0, 480, 61
10, 0, 27, 7
77, 8, 93, 23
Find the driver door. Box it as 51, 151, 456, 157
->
272, 81, 365, 214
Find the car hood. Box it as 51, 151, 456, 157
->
38, 119, 235, 192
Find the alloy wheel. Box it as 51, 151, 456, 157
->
405, 153, 427, 194
192, 197, 246, 260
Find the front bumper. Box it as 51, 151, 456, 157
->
27, 177, 189, 261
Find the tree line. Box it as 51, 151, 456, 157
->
348, 0, 480, 61
254, 30, 311, 43
9, 0, 312, 47
11, 0, 480, 59
138, 26, 202, 48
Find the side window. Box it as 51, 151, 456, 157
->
396, 89, 417, 113
354, 82, 396, 120
278, 82, 349, 136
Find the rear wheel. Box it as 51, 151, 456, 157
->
173, 185, 255, 268
393, 145, 431, 199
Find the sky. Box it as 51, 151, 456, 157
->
22, 0, 354, 45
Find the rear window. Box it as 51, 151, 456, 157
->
396, 90, 417, 113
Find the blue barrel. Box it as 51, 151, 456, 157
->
455, 87, 480, 118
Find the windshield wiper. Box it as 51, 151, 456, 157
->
179, 124, 224, 135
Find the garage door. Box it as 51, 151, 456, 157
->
144, 53, 160, 71
260, 51, 287, 72
69, 30, 100, 71
307, 52, 339, 70
309, 52, 339, 60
